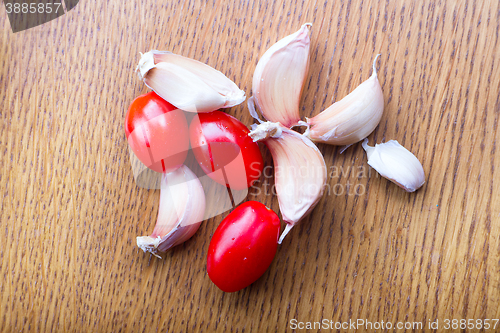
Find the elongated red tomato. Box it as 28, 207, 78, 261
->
207, 201, 280, 292
125, 92, 189, 173
189, 111, 263, 190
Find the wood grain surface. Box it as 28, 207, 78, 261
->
2, 0, 500, 331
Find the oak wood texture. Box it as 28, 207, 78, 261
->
1, 0, 500, 331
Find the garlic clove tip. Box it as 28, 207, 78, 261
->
278, 224, 294, 244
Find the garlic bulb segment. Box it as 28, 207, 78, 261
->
137, 50, 246, 113
305, 54, 384, 145
251, 23, 312, 128
249, 121, 327, 244
362, 139, 425, 192
136, 165, 206, 258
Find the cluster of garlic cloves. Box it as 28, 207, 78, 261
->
249, 122, 327, 244
136, 165, 206, 258
248, 23, 427, 246
304, 54, 384, 146
362, 139, 425, 192
250, 23, 312, 127
137, 50, 246, 113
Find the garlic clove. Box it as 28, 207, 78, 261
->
136, 165, 206, 258
152, 51, 246, 105
249, 121, 327, 243
362, 139, 425, 192
137, 50, 246, 113
305, 55, 384, 145
251, 23, 312, 128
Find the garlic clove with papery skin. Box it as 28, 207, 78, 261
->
249, 121, 327, 243
305, 54, 384, 145
136, 50, 246, 113
362, 139, 425, 192
251, 23, 312, 128
136, 165, 206, 258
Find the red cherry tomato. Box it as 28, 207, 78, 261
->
189, 111, 264, 190
125, 92, 189, 173
207, 201, 281, 292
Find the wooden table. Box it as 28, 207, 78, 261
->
2, 0, 500, 331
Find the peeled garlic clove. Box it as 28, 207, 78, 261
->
251, 23, 312, 128
305, 55, 384, 145
137, 165, 206, 258
249, 121, 327, 243
137, 50, 246, 113
362, 139, 425, 192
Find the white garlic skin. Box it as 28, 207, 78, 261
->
136, 165, 206, 258
137, 50, 245, 113
252, 23, 312, 128
249, 121, 327, 243
305, 54, 384, 145
362, 139, 425, 192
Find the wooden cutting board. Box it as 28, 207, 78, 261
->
1, 0, 500, 331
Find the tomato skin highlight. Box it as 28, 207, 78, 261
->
189, 111, 264, 190
207, 201, 281, 292
125, 92, 189, 173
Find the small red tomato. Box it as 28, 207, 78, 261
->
207, 201, 281, 292
125, 92, 189, 173
189, 111, 264, 190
